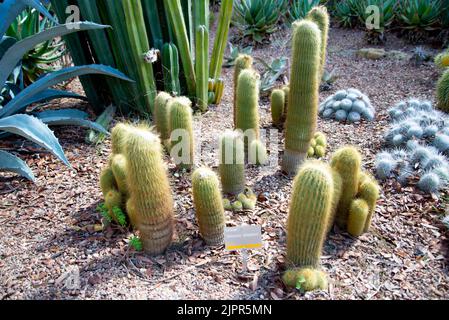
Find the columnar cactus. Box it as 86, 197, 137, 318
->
154, 91, 173, 143
111, 123, 132, 155
161, 43, 181, 96
233, 54, 253, 125
347, 199, 369, 237
219, 130, 246, 195
437, 69, 449, 112
235, 69, 260, 143
100, 167, 116, 195
111, 154, 128, 197
287, 161, 333, 268
249, 139, 268, 166
271, 89, 285, 126
306, 6, 329, 77
195, 25, 209, 113
125, 127, 174, 255
192, 167, 225, 246
330, 146, 362, 229
358, 178, 380, 232
169, 97, 195, 169
282, 20, 322, 175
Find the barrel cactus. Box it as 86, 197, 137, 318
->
435, 51, 449, 69
282, 20, 322, 175
125, 127, 174, 255
192, 167, 225, 246
219, 130, 246, 195
319, 89, 375, 123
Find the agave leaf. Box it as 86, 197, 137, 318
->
36, 110, 109, 135
0, 36, 17, 60
0, 114, 69, 166
0, 150, 35, 182
0, 0, 58, 39
21, 89, 86, 113
34, 108, 89, 120
0, 65, 133, 118
0, 22, 110, 88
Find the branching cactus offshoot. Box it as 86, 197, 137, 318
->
192, 167, 225, 246
306, 5, 330, 78
125, 127, 174, 255
219, 130, 246, 195
282, 20, 321, 175
271, 89, 285, 127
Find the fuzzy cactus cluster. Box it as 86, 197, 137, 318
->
376, 99, 449, 194
284, 147, 380, 292
308, 132, 327, 159
319, 88, 375, 123
223, 187, 257, 212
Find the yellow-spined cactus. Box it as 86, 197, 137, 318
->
111, 123, 132, 155
100, 167, 116, 195
125, 127, 174, 255
282, 21, 322, 175
287, 161, 333, 268
105, 188, 122, 214
219, 131, 246, 195
192, 168, 225, 246
271, 89, 285, 126
248, 139, 267, 166
347, 199, 369, 237
435, 52, 449, 69
307, 5, 330, 77
234, 54, 253, 126
237, 193, 256, 210
169, 97, 195, 169
328, 168, 343, 233
154, 91, 173, 143
358, 178, 380, 232
282, 267, 328, 292
111, 154, 128, 197
330, 146, 361, 229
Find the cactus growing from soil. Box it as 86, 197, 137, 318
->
125, 127, 174, 255
192, 168, 225, 246
330, 146, 362, 229
154, 91, 173, 143
306, 5, 330, 78
219, 131, 246, 195
347, 199, 369, 237
287, 161, 333, 268
195, 25, 209, 112
282, 20, 322, 175
233, 54, 253, 125
169, 97, 195, 169
271, 89, 285, 126
248, 139, 268, 166
111, 154, 128, 197
235, 69, 261, 141
437, 70, 449, 112
358, 178, 380, 232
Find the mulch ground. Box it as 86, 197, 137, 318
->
1, 25, 448, 300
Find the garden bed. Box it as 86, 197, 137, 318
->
0, 26, 448, 300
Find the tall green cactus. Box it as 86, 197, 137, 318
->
154, 92, 173, 142
233, 54, 253, 126
141, 0, 164, 50
271, 89, 285, 126
192, 167, 225, 246
219, 130, 245, 195
330, 146, 362, 229
235, 69, 260, 142
287, 161, 333, 268
282, 20, 322, 175
306, 5, 330, 77
169, 97, 195, 169
210, 0, 234, 81
166, 0, 197, 96
196, 25, 209, 112
162, 43, 181, 96
125, 127, 174, 255
193, 0, 210, 32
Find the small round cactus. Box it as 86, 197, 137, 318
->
418, 172, 442, 193
232, 201, 243, 211
434, 134, 449, 153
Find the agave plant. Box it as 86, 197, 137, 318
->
355, 0, 396, 44
287, 0, 320, 24
255, 56, 287, 93
6, 6, 64, 85
333, 0, 362, 28
0, 0, 133, 182
233, 0, 285, 43
398, 0, 442, 42
223, 42, 253, 67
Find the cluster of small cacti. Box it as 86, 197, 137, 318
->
319, 88, 375, 123
208, 78, 224, 105
284, 147, 380, 292
435, 51, 449, 69
223, 188, 257, 212
307, 132, 327, 159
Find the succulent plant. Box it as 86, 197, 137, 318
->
111, 154, 128, 197
124, 127, 174, 255
223, 198, 233, 211
154, 92, 173, 143
100, 167, 116, 196
111, 123, 133, 155
234, 54, 253, 126
271, 89, 285, 126
219, 131, 246, 195
232, 201, 243, 212
347, 199, 369, 237
282, 20, 321, 175
192, 167, 225, 246
435, 51, 449, 69
357, 178, 379, 232
248, 139, 268, 166
306, 6, 330, 78
308, 132, 327, 159
434, 134, 449, 154
282, 267, 328, 292
319, 89, 375, 123
418, 172, 442, 194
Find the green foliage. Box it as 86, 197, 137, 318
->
129, 236, 143, 252
112, 206, 127, 227
97, 202, 112, 223
256, 57, 288, 93
287, 0, 320, 24
162, 43, 181, 96
224, 43, 253, 68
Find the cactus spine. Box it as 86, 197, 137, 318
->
169, 97, 195, 169
233, 54, 253, 125
437, 69, 449, 112
271, 89, 285, 126
100, 167, 116, 195
162, 43, 181, 96
287, 161, 333, 268
306, 6, 330, 77
111, 154, 128, 197
192, 168, 225, 245
111, 123, 132, 155
358, 178, 380, 232
195, 25, 209, 112
219, 131, 246, 195
125, 128, 174, 255
235, 69, 261, 143
347, 199, 369, 237
154, 91, 173, 143
282, 21, 322, 175
249, 139, 267, 166
330, 147, 362, 229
